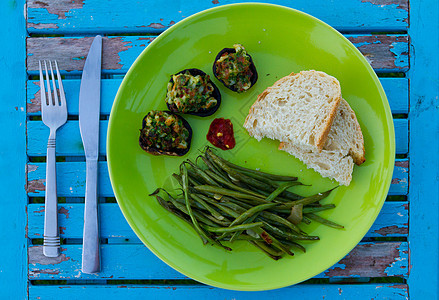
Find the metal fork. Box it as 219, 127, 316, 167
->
39, 60, 68, 257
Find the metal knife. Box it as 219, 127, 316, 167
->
79, 35, 102, 274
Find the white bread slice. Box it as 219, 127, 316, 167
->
320, 99, 365, 165
279, 99, 365, 186
243, 70, 341, 152
279, 143, 354, 186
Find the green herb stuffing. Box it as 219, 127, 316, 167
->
215, 44, 253, 93
166, 71, 217, 113
140, 111, 189, 151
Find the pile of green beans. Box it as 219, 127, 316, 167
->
150, 147, 343, 260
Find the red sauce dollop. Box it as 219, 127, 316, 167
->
206, 118, 236, 150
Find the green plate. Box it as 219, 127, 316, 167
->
107, 3, 395, 291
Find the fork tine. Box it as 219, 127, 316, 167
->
39, 61, 47, 106
49, 61, 59, 106
44, 61, 54, 106
54, 61, 66, 107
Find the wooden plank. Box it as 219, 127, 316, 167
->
380, 78, 409, 114
407, 0, 439, 298
0, 0, 28, 298
29, 283, 408, 299
347, 35, 409, 72
28, 242, 408, 280
26, 119, 409, 157
26, 78, 409, 115
26, 159, 408, 198
26, 201, 408, 240
26, 0, 409, 34
26, 35, 409, 75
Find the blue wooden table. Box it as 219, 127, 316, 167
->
1, 0, 438, 298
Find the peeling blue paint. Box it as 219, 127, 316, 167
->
384, 243, 408, 277
116, 36, 154, 70
26, 0, 409, 34
390, 41, 409, 68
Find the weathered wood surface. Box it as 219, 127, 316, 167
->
25, 159, 408, 197
22, 0, 419, 297
26, 78, 409, 115
26, 35, 409, 74
26, 201, 408, 240
26, 0, 409, 33
407, 0, 439, 298
28, 283, 409, 299
28, 242, 408, 280
0, 0, 28, 298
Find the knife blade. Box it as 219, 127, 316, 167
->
79, 35, 102, 274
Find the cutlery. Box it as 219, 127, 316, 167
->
79, 35, 102, 274
39, 60, 67, 257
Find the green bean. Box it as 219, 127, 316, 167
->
172, 173, 184, 187
151, 191, 216, 240
154, 195, 189, 223
252, 241, 283, 257
253, 228, 294, 256
191, 193, 219, 205
229, 212, 261, 243
186, 168, 204, 184
206, 147, 298, 181
302, 204, 336, 213
181, 164, 217, 245
239, 169, 297, 182
189, 194, 225, 221
271, 203, 335, 214
247, 185, 294, 202
305, 213, 344, 229
215, 206, 260, 241
287, 188, 337, 207
192, 193, 243, 218
188, 176, 202, 186
202, 222, 264, 233
215, 203, 243, 218
185, 160, 220, 187
231, 203, 278, 227
281, 240, 306, 253
174, 196, 206, 211
248, 241, 282, 260
205, 169, 266, 199
218, 201, 247, 214
301, 215, 312, 225
195, 194, 245, 218
262, 221, 319, 241
151, 150, 344, 258
223, 234, 262, 241
230, 170, 276, 192
236, 174, 303, 201
199, 155, 231, 183
154, 195, 209, 245
206, 150, 276, 190
265, 181, 303, 202
194, 185, 266, 202
222, 198, 253, 210
166, 193, 219, 228
260, 211, 302, 234
201, 212, 232, 227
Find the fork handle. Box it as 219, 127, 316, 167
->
82, 158, 100, 273
43, 132, 60, 257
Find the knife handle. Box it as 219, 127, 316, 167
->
82, 158, 100, 274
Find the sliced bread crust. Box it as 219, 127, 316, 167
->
279, 143, 354, 186
279, 99, 365, 185
243, 70, 341, 152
